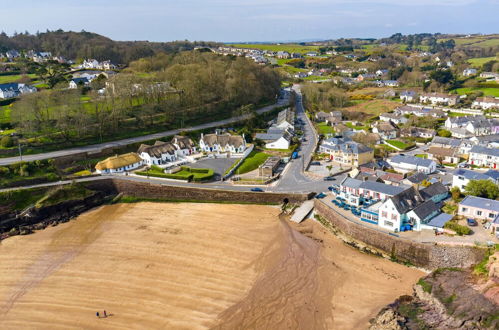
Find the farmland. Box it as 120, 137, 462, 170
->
229, 43, 320, 54
0, 74, 38, 84
342, 99, 400, 116
453, 87, 499, 98
468, 57, 497, 67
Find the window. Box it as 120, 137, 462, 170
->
384, 220, 393, 227
476, 210, 482, 216
489, 213, 496, 219
461, 207, 467, 213
381, 211, 388, 218
391, 213, 398, 220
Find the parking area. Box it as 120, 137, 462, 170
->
189, 157, 238, 180
308, 160, 350, 178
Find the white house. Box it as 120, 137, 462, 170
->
199, 132, 247, 155
469, 146, 499, 169
387, 155, 436, 174
452, 168, 499, 190
69, 77, 90, 89
95, 152, 143, 174
472, 97, 499, 110
0, 83, 37, 99
400, 90, 417, 102
420, 93, 459, 106
172, 135, 197, 157
462, 68, 477, 76
255, 128, 291, 150
379, 112, 408, 125
138, 141, 178, 166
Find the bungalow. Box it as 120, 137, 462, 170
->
387, 155, 437, 174
376, 69, 389, 77
372, 122, 398, 140
69, 77, 90, 89
315, 110, 342, 124
199, 132, 247, 155
95, 152, 143, 174
376, 80, 399, 87
469, 146, 499, 169
400, 127, 436, 139
396, 105, 444, 118
427, 146, 460, 164
400, 90, 418, 103
430, 136, 462, 149
462, 68, 477, 76
452, 168, 499, 190
277, 51, 290, 59
419, 93, 459, 106
379, 112, 408, 125
319, 137, 374, 167
255, 128, 292, 150
472, 97, 499, 110
458, 196, 499, 225
480, 72, 499, 82
138, 141, 178, 166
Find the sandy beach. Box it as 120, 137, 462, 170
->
0, 202, 423, 329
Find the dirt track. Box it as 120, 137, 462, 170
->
0, 202, 423, 329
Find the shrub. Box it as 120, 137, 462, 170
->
417, 278, 432, 293
444, 221, 471, 236
0, 135, 14, 148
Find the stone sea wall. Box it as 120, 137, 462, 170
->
314, 199, 486, 270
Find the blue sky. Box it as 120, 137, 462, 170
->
1, 0, 498, 42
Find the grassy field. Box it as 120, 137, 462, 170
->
467, 56, 497, 67
236, 150, 270, 174
448, 111, 471, 117
453, 87, 499, 97
229, 43, 320, 54
0, 105, 12, 124
342, 99, 400, 116
345, 122, 369, 130
317, 122, 335, 135
0, 74, 38, 84
386, 140, 409, 150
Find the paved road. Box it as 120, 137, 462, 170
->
0, 86, 338, 194
0, 93, 290, 166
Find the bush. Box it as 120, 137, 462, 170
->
444, 221, 471, 236
0, 135, 14, 148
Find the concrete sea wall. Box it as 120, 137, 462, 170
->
314, 199, 486, 270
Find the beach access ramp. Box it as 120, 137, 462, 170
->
290, 200, 314, 223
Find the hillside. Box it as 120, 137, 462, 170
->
0, 30, 221, 64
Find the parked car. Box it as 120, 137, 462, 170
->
315, 192, 326, 199
324, 176, 335, 181
466, 218, 478, 226
311, 161, 321, 166
251, 188, 264, 192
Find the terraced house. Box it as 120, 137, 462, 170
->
319, 137, 374, 167
199, 132, 247, 155
469, 146, 499, 169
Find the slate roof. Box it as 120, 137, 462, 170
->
428, 146, 458, 158
406, 172, 429, 184
359, 181, 407, 196
389, 155, 435, 168
431, 136, 462, 148
341, 177, 363, 189
420, 182, 448, 200
484, 170, 499, 181
453, 169, 491, 181
390, 187, 424, 214
460, 196, 499, 212
412, 200, 440, 220
470, 145, 499, 157
321, 137, 372, 154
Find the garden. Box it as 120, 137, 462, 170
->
136, 165, 214, 182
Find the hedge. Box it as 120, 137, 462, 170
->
444, 221, 471, 236
136, 166, 214, 182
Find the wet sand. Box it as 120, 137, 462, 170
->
0, 202, 423, 329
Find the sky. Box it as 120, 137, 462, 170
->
1, 0, 498, 42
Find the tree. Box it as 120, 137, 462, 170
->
430, 70, 454, 85
465, 180, 499, 200
437, 129, 452, 137
0, 135, 13, 148
450, 186, 462, 201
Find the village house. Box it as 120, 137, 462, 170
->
172, 135, 197, 157
402, 172, 429, 186
400, 127, 436, 139
274, 108, 295, 131
0, 83, 37, 99
462, 68, 477, 76
376, 80, 399, 87
376, 69, 388, 76
69, 77, 90, 89
469, 146, 499, 169
199, 132, 247, 155
372, 121, 398, 140
430, 136, 462, 149
315, 111, 342, 125
379, 112, 408, 125
452, 169, 499, 190
472, 97, 499, 110
480, 72, 499, 82
387, 155, 437, 174
427, 146, 460, 164
458, 196, 499, 231
319, 137, 374, 167
339, 177, 408, 206
419, 92, 459, 106
395, 105, 444, 118
400, 90, 418, 103
470, 134, 499, 149
138, 141, 178, 166
276, 51, 290, 59
95, 152, 143, 174
255, 128, 292, 150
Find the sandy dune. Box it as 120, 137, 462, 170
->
0, 202, 423, 329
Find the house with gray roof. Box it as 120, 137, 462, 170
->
452, 168, 499, 190
319, 137, 374, 167
469, 145, 499, 169
430, 136, 462, 149
339, 176, 408, 206
387, 155, 436, 174
458, 196, 499, 233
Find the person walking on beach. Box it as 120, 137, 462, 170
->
104, 310, 107, 318
96, 312, 100, 318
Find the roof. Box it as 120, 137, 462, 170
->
341, 177, 363, 189
453, 168, 491, 181
411, 200, 440, 220
420, 182, 448, 200
201, 133, 245, 148
428, 146, 458, 158
426, 213, 453, 228
470, 145, 499, 157
172, 135, 195, 149
484, 170, 499, 181
137, 141, 177, 158
95, 152, 142, 171
406, 172, 429, 184
375, 122, 398, 132
431, 136, 462, 148
255, 133, 286, 142
321, 137, 372, 155
389, 155, 435, 168
389, 187, 424, 214
460, 195, 499, 212
379, 172, 404, 182
359, 180, 407, 196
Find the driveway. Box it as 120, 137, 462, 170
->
189, 158, 238, 180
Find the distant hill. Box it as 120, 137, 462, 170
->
0, 30, 221, 64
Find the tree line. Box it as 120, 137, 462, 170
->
0, 30, 221, 64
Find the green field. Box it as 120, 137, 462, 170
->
317, 122, 335, 135
345, 122, 369, 131
386, 140, 409, 150
0, 106, 12, 124
453, 87, 499, 97
236, 150, 270, 174
467, 57, 497, 67
137, 165, 214, 182
0, 74, 38, 84
229, 43, 320, 54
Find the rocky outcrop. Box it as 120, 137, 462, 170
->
370, 267, 499, 330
